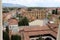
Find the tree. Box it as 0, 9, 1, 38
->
52, 9, 58, 15
28, 8, 31, 11
11, 35, 21, 40
38, 36, 44, 40
3, 8, 9, 13
6, 26, 9, 33
22, 17, 29, 26
18, 17, 29, 26
55, 8, 58, 15
3, 31, 10, 40
47, 14, 51, 19
16, 13, 23, 20
52, 10, 56, 14
3, 26, 10, 40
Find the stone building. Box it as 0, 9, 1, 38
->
19, 8, 47, 21
9, 23, 58, 40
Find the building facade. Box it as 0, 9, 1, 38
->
19, 8, 47, 21
9, 23, 58, 40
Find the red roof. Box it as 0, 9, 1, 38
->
8, 18, 18, 25
19, 23, 58, 38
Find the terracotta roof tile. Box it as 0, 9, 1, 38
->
8, 18, 18, 25
19, 23, 58, 38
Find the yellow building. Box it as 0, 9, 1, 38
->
19, 8, 47, 22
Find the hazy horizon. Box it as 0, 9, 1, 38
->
2, 0, 60, 7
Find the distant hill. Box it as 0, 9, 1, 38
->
2, 3, 26, 8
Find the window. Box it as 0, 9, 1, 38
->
45, 37, 52, 40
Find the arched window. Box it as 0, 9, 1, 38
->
45, 37, 52, 40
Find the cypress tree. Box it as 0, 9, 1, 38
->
18, 17, 29, 26
11, 35, 21, 40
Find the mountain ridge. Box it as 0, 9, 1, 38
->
2, 3, 26, 8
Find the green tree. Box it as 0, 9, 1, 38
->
38, 36, 44, 40
47, 14, 51, 19
3, 26, 10, 40
18, 17, 29, 26
16, 13, 23, 20
52, 10, 56, 14
55, 8, 58, 15
52, 9, 58, 15
6, 26, 9, 33
3, 31, 10, 40
3, 8, 9, 13
11, 35, 21, 40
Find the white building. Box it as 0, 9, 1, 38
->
29, 19, 48, 26
8, 18, 19, 33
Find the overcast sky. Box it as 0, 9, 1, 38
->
2, 0, 60, 7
